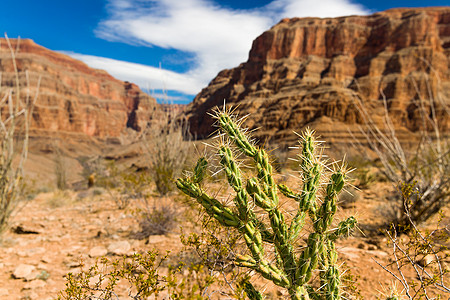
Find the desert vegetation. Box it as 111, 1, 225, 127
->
353, 76, 449, 231
177, 108, 357, 299
0, 36, 38, 235
0, 7, 449, 298
50, 107, 448, 299
0, 89, 447, 299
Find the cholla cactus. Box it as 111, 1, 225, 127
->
177, 108, 357, 300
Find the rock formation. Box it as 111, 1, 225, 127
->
184, 7, 450, 147
0, 38, 159, 138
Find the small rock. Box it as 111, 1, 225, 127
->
367, 245, 378, 250
107, 241, 131, 255
89, 246, 108, 257
25, 270, 40, 281
148, 235, 167, 244
0, 288, 8, 296
418, 254, 434, 267
18, 247, 46, 257
65, 260, 82, 268
12, 225, 39, 235
23, 280, 46, 290
339, 247, 361, 261
95, 229, 108, 238
119, 225, 129, 232
370, 250, 389, 258
41, 255, 53, 264
12, 264, 35, 280
357, 243, 368, 250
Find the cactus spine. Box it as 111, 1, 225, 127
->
176, 109, 357, 299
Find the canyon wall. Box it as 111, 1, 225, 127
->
0, 38, 159, 138
184, 7, 450, 147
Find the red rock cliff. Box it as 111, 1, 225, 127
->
184, 7, 450, 146
0, 38, 159, 137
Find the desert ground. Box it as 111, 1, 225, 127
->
0, 144, 448, 299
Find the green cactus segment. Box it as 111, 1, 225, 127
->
217, 112, 257, 157
246, 178, 275, 210
236, 254, 290, 287
269, 208, 298, 280
219, 146, 250, 220
278, 184, 300, 200
298, 132, 321, 215
176, 177, 239, 228
314, 171, 345, 233
177, 110, 357, 300
329, 216, 357, 241
219, 146, 243, 192
297, 233, 323, 285
288, 211, 306, 242
240, 279, 264, 300
323, 266, 340, 300
289, 286, 311, 300
192, 157, 208, 184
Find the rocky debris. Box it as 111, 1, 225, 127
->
418, 254, 435, 267
107, 241, 131, 256
12, 225, 40, 235
23, 280, 47, 290
184, 7, 450, 147
147, 235, 168, 244
12, 264, 36, 280
88, 246, 108, 257
0, 182, 437, 299
339, 247, 362, 262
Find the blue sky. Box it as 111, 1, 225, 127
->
1, 0, 448, 103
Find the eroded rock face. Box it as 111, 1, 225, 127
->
0, 38, 159, 137
184, 7, 450, 146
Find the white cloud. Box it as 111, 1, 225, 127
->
265, 0, 368, 19
68, 0, 369, 98
61, 51, 202, 95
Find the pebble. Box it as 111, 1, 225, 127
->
418, 254, 434, 267
107, 241, 131, 255
89, 246, 108, 257
23, 280, 47, 290
41, 255, 53, 264
367, 244, 378, 250
339, 247, 361, 261
148, 235, 167, 244
357, 242, 368, 250
12, 264, 36, 280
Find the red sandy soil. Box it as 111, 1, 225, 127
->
0, 179, 448, 299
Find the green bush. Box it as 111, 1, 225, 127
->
57, 251, 213, 300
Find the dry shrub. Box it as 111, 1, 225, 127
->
354, 72, 449, 229
135, 203, 178, 239
0, 35, 38, 235
53, 141, 67, 190
375, 182, 450, 299
143, 106, 191, 196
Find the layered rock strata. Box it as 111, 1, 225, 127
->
0, 38, 159, 138
184, 7, 450, 147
